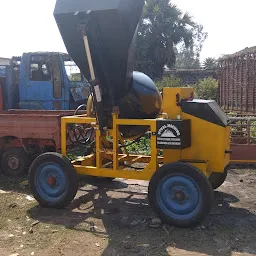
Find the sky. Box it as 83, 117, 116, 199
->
1, 0, 256, 61
172, 0, 256, 60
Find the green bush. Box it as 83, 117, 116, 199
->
124, 136, 151, 155
155, 76, 183, 90
123, 135, 163, 156
194, 77, 218, 101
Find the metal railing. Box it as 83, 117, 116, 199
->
229, 117, 256, 145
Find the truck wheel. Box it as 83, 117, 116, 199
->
1, 148, 29, 177
0, 149, 4, 172
148, 163, 213, 228
208, 167, 228, 190
29, 152, 78, 208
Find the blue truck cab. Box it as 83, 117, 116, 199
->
0, 65, 6, 77
0, 52, 90, 110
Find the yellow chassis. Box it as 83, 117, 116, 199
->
60, 88, 230, 181
61, 114, 211, 181
61, 113, 161, 181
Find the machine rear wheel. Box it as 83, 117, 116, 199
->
148, 163, 213, 228
208, 167, 228, 190
29, 152, 78, 208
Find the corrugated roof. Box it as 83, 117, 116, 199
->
0, 57, 10, 60
220, 46, 256, 60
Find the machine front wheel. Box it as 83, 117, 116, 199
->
29, 152, 78, 208
148, 163, 213, 228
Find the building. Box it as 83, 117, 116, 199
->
164, 68, 217, 85
0, 57, 10, 65
218, 46, 256, 114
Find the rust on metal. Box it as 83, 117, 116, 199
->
229, 117, 256, 161
218, 47, 256, 114
53, 101, 62, 110
0, 110, 74, 151
47, 176, 57, 187
230, 144, 256, 162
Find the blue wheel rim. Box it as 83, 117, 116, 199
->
156, 174, 202, 221
35, 162, 68, 203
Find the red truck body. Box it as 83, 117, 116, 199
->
0, 110, 69, 151
0, 110, 77, 176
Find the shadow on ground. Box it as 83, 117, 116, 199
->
0, 173, 30, 194
25, 177, 256, 256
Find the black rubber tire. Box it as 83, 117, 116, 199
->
148, 162, 213, 228
0, 149, 4, 172
208, 167, 228, 190
1, 148, 29, 177
29, 152, 78, 208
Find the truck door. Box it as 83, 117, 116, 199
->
62, 55, 90, 109
20, 54, 65, 110
52, 55, 65, 110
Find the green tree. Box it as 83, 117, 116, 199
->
155, 76, 182, 90
175, 25, 208, 69
194, 77, 218, 101
175, 46, 201, 69
136, 0, 200, 79
203, 57, 218, 69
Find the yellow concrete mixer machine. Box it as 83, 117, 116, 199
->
28, 0, 231, 228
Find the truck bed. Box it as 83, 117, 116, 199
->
0, 110, 76, 150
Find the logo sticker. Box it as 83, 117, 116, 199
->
157, 124, 181, 147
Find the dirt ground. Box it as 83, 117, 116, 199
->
0, 167, 255, 256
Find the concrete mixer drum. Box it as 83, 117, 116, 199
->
54, 0, 162, 138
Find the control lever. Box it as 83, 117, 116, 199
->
81, 21, 106, 134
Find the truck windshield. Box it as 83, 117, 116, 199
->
64, 60, 83, 82
0, 65, 7, 77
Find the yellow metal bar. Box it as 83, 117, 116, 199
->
72, 153, 163, 164
61, 116, 96, 124
101, 161, 113, 168
123, 155, 163, 163
61, 112, 163, 180
150, 120, 158, 171
74, 164, 155, 180
71, 154, 94, 165
96, 129, 102, 168
61, 118, 67, 156
115, 118, 156, 126
118, 155, 128, 161
131, 156, 142, 162
112, 113, 118, 170
83, 35, 95, 80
